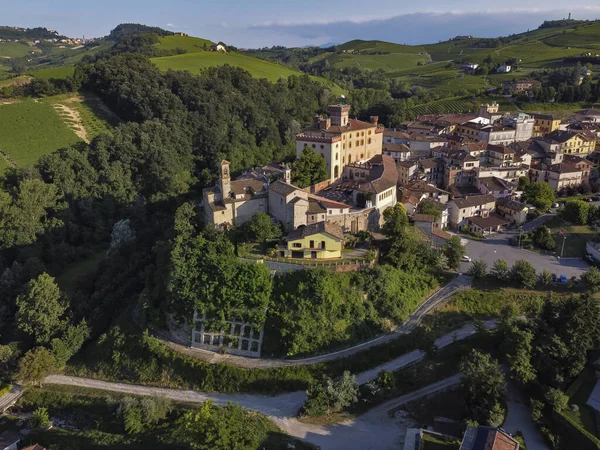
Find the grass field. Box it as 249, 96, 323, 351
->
0, 41, 38, 58
155, 35, 213, 54
545, 217, 598, 258
0, 99, 81, 168
27, 65, 75, 80
331, 53, 429, 71
338, 40, 427, 54
151, 51, 345, 95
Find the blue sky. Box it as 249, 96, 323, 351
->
3, 0, 600, 47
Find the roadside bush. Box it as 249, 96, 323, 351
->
538, 270, 553, 286
303, 371, 358, 417
467, 260, 488, 279
490, 259, 510, 281
376, 370, 396, 391
511, 260, 537, 288
545, 387, 569, 413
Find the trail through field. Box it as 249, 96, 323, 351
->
52, 99, 89, 143
0, 150, 18, 168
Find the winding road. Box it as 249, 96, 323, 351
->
161, 274, 472, 369
45, 320, 494, 450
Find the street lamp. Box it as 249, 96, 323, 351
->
517, 226, 524, 248
560, 234, 566, 259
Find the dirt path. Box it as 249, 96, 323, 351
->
52, 99, 89, 143
160, 275, 472, 369
503, 383, 549, 450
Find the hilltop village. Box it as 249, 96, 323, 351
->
202, 102, 599, 258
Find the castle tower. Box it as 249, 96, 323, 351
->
329, 104, 350, 126
220, 160, 231, 198
284, 163, 291, 184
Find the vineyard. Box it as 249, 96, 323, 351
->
409, 98, 475, 117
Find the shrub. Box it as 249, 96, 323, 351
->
545, 387, 569, 412
376, 370, 396, 391
303, 371, 358, 417
467, 260, 488, 279
491, 259, 510, 281
538, 269, 553, 286
511, 260, 537, 288
30, 407, 50, 429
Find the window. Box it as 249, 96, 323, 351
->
320, 144, 324, 149
356, 140, 359, 147
312, 144, 316, 148
349, 133, 352, 138
292, 243, 302, 248
329, 210, 333, 214
343, 143, 346, 150
360, 153, 364, 159
349, 142, 352, 148
361, 132, 364, 136
335, 153, 338, 161
321, 241, 326, 249
368, 130, 372, 135
304, 143, 307, 147
368, 138, 372, 144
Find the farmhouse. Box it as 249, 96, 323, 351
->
284, 221, 345, 259
447, 194, 497, 229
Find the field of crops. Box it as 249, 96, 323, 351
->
28, 66, 75, 80
337, 40, 426, 53
332, 52, 429, 71
409, 98, 475, 117
151, 51, 345, 95
0, 100, 81, 169
155, 35, 213, 54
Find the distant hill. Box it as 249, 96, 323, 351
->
107, 23, 173, 41
0, 26, 66, 40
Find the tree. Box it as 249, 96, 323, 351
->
108, 218, 136, 255
382, 203, 409, 238
491, 259, 510, 281
15, 273, 68, 344
30, 407, 50, 429
292, 147, 328, 188
245, 212, 281, 250
517, 176, 530, 191
539, 269, 553, 286
303, 371, 359, 416
545, 387, 569, 412
460, 350, 507, 425
561, 199, 589, 225
443, 236, 466, 270
376, 370, 396, 391
531, 225, 556, 250
581, 266, 600, 293
511, 259, 537, 288
51, 320, 90, 368
467, 260, 488, 279
524, 181, 555, 212
416, 199, 442, 220
17, 347, 56, 386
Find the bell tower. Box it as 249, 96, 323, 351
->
284, 163, 292, 184
220, 160, 231, 198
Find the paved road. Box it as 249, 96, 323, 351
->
0, 384, 22, 412
503, 383, 549, 450
46, 322, 494, 450
460, 215, 588, 278
161, 275, 472, 369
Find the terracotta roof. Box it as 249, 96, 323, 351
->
451, 194, 496, 208
305, 118, 377, 134
531, 162, 581, 174
269, 180, 299, 196
448, 185, 482, 198
383, 143, 411, 153
410, 135, 448, 142
307, 198, 327, 214
229, 179, 266, 196
403, 179, 450, 195
564, 154, 593, 166
287, 221, 344, 241
479, 176, 509, 192
384, 129, 411, 139
22, 446, 46, 450
431, 228, 452, 241
463, 142, 487, 152
460, 426, 519, 450
412, 213, 436, 222
398, 160, 418, 169
420, 158, 439, 170
487, 144, 515, 155
496, 197, 527, 211
308, 194, 350, 210
467, 213, 510, 229
356, 154, 398, 194
544, 130, 580, 143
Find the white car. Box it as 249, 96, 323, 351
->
461, 255, 472, 262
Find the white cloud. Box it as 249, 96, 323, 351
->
166, 23, 176, 28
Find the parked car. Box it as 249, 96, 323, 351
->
559, 274, 568, 284
552, 202, 560, 208
461, 255, 472, 262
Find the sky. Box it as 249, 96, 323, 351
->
3, 0, 600, 48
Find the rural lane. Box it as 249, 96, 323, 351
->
161, 274, 472, 369
45, 321, 494, 450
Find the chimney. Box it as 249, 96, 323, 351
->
319, 118, 331, 130
370, 116, 379, 125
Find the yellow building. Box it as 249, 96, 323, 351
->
285, 221, 344, 259
541, 130, 596, 155
530, 113, 561, 138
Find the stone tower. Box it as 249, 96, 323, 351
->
284, 163, 291, 184
220, 160, 231, 199
329, 104, 350, 126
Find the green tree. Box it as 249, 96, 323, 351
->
17, 347, 56, 386
416, 199, 442, 220
382, 203, 409, 238
467, 260, 488, 279
51, 320, 90, 368
376, 370, 396, 391
531, 225, 556, 250
545, 387, 569, 412
292, 147, 328, 188
460, 350, 507, 425
511, 259, 537, 288
539, 269, 553, 286
581, 266, 600, 293
443, 236, 466, 270
246, 212, 281, 250
561, 199, 589, 225
30, 407, 50, 429
517, 176, 530, 191
303, 371, 358, 416
491, 259, 510, 281
524, 181, 555, 212
16, 273, 68, 344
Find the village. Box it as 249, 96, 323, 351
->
202, 101, 600, 262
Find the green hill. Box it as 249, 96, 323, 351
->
154, 35, 214, 54
151, 51, 345, 95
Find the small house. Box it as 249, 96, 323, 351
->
210, 43, 227, 52
285, 221, 344, 259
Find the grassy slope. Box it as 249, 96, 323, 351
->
151, 51, 345, 95
0, 99, 81, 168
155, 35, 213, 53
0, 41, 38, 58
27, 65, 75, 79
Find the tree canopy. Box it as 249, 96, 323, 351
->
292, 147, 328, 188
